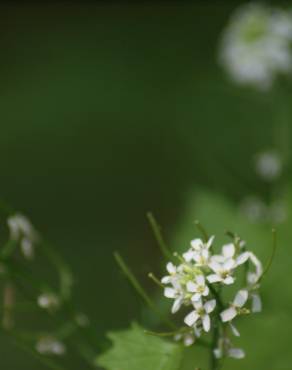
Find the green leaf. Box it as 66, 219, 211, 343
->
96, 323, 184, 370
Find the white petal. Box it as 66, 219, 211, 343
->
206, 235, 215, 249
229, 322, 240, 337
202, 286, 209, 296
191, 293, 201, 302
164, 287, 176, 298
222, 243, 235, 258
193, 300, 203, 310
223, 276, 234, 285
207, 274, 222, 283
236, 251, 249, 266
190, 238, 203, 250
202, 314, 211, 332
223, 258, 236, 271
249, 252, 263, 276
211, 254, 225, 263
196, 275, 205, 285
183, 250, 195, 262
201, 249, 209, 260
184, 311, 199, 326
228, 348, 245, 359
234, 290, 248, 307
166, 262, 176, 274
161, 276, 171, 284
171, 298, 182, 314
252, 294, 262, 313
214, 348, 222, 359
220, 307, 237, 322
204, 299, 216, 313
209, 261, 221, 273
186, 281, 197, 293
183, 334, 195, 347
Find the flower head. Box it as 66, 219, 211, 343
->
184, 299, 216, 332
219, 3, 292, 90
7, 213, 38, 259
220, 290, 249, 323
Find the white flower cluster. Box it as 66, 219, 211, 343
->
7, 213, 38, 259
161, 235, 263, 359
219, 3, 292, 90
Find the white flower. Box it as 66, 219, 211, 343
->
184, 299, 216, 332
36, 336, 66, 356
207, 258, 236, 285
183, 236, 214, 265
239, 196, 268, 223
220, 290, 249, 323
186, 275, 209, 302
211, 243, 249, 267
164, 281, 184, 314
214, 338, 245, 359
7, 213, 38, 259
161, 262, 179, 284
174, 332, 195, 347
219, 3, 292, 90
255, 151, 282, 181
37, 293, 60, 311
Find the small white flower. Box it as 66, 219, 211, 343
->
174, 332, 195, 347
183, 236, 214, 265
7, 213, 38, 259
207, 259, 236, 285
164, 281, 184, 314
161, 262, 179, 284
214, 338, 245, 359
220, 290, 249, 323
184, 299, 216, 332
219, 3, 292, 90
186, 275, 209, 302
38, 293, 60, 311
36, 336, 66, 356
187, 275, 209, 302
255, 150, 282, 181
211, 243, 249, 267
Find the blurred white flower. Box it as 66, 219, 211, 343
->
7, 213, 38, 259
38, 293, 60, 311
36, 336, 66, 356
174, 332, 195, 347
239, 196, 268, 223
214, 337, 245, 359
219, 3, 292, 90
255, 151, 282, 181
221, 290, 249, 323
184, 299, 216, 332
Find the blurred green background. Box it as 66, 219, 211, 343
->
0, 2, 291, 369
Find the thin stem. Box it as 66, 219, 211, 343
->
148, 273, 164, 288
147, 212, 173, 260
260, 228, 277, 281
114, 252, 176, 330
194, 220, 209, 242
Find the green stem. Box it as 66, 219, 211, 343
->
114, 252, 176, 330
147, 212, 173, 260
194, 220, 209, 242
260, 228, 277, 282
